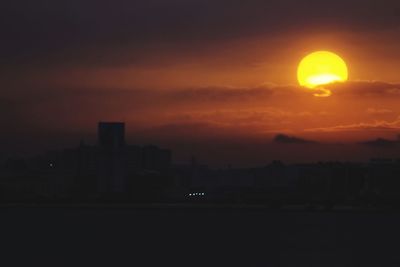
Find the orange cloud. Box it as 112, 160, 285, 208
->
306, 118, 400, 132
366, 108, 393, 115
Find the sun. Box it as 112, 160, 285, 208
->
297, 51, 348, 89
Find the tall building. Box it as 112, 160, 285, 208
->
95, 122, 172, 195
98, 122, 125, 151
97, 122, 126, 193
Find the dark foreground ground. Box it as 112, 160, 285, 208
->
1, 205, 400, 267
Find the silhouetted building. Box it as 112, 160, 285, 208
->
142, 145, 172, 171
97, 122, 127, 194
96, 122, 172, 195
98, 122, 125, 151
76, 141, 97, 194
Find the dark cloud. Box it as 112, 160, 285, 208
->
302, 81, 400, 99
3, 81, 400, 135
167, 86, 279, 103
360, 137, 400, 148
274, 134, 317, 144
326, 81, 400, 97
0, 84, 302, 113
2, 80, 400, 162
2, 0, 400, 68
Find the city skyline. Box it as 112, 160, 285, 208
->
2, 121, 400, 208
3, 120, 400, 167
4, 2, 400, 266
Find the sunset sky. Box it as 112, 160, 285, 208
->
2, 0, 400, 165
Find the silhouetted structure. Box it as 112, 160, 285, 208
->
97, 122, 127, 194
2, 123, 400, 209
0, 122, 172, 201
98, 122, 125, 151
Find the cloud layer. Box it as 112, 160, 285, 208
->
3, 81, 400, 135
2, 80, 400, 164
2, 0, 400, 71
274, 134, 317, 144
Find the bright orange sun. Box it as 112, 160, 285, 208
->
297, 51, 348, 89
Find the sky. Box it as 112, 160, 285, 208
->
2, 0, 400, 165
